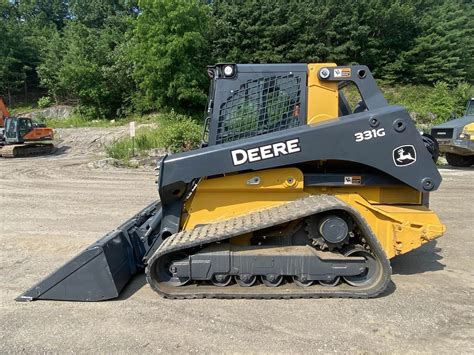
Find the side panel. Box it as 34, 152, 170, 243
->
181, 169, 445, 259
159, 105, 442, 204
23, 127, 54, 141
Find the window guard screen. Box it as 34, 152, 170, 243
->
215, 74, 302, 144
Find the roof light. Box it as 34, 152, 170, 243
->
223, 65, 234, 77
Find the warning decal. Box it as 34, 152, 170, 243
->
334, 68, 351, 78
344, 176, 362, 185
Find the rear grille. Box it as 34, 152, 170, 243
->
431, 128, 453, 139
216, 74, 302, 144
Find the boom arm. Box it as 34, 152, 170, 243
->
0, 97, 10, 127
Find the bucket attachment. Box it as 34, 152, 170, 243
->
16, 202, 162, 302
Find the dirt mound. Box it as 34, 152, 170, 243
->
54, 126, 128, 158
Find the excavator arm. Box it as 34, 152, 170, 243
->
0, 97, 10, 128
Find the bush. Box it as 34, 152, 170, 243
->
155, 117, 202, 153
37, 96, 52, 109
423, 82, 457, 125
106, 114, 202, 161
382, 82, 474, 128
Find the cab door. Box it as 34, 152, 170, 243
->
19, 118, 33, 138
5, 117, 21, 143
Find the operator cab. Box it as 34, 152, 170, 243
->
5, 117, 33, 144
466, 98, 474, 116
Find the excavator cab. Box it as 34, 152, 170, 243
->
5, 116, 32, 143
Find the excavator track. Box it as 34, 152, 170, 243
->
146, 195, 391, 299
0, 143, 54, 158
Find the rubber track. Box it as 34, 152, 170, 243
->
0, 143, 54, 158
146, 195, 391, 299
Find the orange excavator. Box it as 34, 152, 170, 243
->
0, 97, 54, 158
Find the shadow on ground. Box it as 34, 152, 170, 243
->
118, 273, 147, 301
391, 240, 445, 275
438, 165, 473, 171
52, 145, 70, 156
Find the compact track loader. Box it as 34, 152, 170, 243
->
17, 63, 445, 301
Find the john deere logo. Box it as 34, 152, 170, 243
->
393, 145, 416, 167
231, 138, 301, 166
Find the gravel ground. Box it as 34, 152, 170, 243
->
0, 127, 473, 353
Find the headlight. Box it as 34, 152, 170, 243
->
223, 65, 234, 77
458, 132, 470, 140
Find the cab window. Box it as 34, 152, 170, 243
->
467, 101, 474, 116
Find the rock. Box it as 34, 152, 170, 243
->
22, 105, 74, 120
128, 158, 140, 168
148, 148, 168, 158
437, 155, 447, 166
88, 158, 124, 169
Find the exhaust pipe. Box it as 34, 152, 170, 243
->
16, 202, 162, 302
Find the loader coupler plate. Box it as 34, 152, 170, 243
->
16, 201, 162, 302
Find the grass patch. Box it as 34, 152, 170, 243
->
105, 111, 202, 162
9, 105, 36, 115
44, 115, 119, 128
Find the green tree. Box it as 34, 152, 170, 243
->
37, 1, 137, 117
0, 1, 39, 101
36, 29, 65, 103
131, 0, 211, 113
17, 0, 69, 30
388, 0, 474, 84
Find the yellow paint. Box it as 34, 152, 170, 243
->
305, 186, 422, 205
463, 122, 474, 140
306, 63, 339, 125
182, 167, 445, 260
181, 168, 307, 230
332, 193, 445, 258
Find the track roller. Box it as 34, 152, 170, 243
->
261, 274, 284, 287
211, 274, 232, 287
319, 277, 341, 287
292, 276, 314, 287
235, 274, 257, 287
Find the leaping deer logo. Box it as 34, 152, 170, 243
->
393, 145, 417, 167
396, 148, 415, 163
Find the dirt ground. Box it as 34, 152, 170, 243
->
1, 127, 473, 353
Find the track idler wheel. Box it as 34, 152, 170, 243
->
342, 246, 378, 287
157, 252, 190, 286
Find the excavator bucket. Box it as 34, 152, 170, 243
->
16, 202, 162, 302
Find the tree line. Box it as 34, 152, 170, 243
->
1, 0, 473, 118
